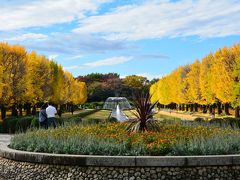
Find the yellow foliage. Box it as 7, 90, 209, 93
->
150, 43, 240, 107
0, 42, 87, 107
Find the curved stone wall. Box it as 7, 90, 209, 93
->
1, 144, 240, 179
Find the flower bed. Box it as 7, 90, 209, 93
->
10, 121, 240, 156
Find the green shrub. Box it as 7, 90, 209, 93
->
10, 121, 240, 156
16, 116, 34, 133
209, 118, 224, 126
63, 109, 99, 124
0, 121, 3, 133
106, 117, 118, 123
30, 117, 40, 129
55, 117, 65, 127
2, 116, 39, 133
82, 118, 101, 125
194, 117, 205, 123
10, 134, 146, 155
2, 117, 19, 133
169, 134, 240, 155
223, 117, 240, 128
83, 102, 104, 109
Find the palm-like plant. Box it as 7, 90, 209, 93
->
126, 92, 160, 132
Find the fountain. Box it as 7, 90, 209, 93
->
103, 97, 131, 122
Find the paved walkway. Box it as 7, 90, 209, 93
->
0, 134, 11, 146
0, 134, 11, 180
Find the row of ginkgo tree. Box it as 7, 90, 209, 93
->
150, 44, 240, 117
0, 42, 87, 119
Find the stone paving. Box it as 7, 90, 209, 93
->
0, 134, 11, 180
0, 134, 11, 146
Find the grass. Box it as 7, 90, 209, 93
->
82, 110, 111, 120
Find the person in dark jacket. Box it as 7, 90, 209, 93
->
39, 104, 48, 129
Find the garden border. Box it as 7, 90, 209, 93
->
1, 144, 240, 167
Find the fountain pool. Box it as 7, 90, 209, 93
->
103, 97, 131, 122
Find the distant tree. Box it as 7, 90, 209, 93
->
150, 43, 240, 117
149, 78, 159, 85
0, 42, 87, 119
0, 43, 28, 117
123, 75, 149, 89
231, 44, 240, 117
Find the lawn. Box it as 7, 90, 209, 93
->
82, 110, 111, 120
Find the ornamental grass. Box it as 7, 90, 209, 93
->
10, 120, 240, 156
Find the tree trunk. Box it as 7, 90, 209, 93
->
1, 106, 6, 120
11, 104, 18, 117
179, 105, 182, 111
209, 105, 213, 115
58, 105, 63, 117
217, 102, 222, 115
235, 107, 240, 118
19, 104, 23, 116
71, 104, 74, 115
202, 105, 207, 113
210, 104, 215, 116
186, 105, 189, 111
194, 103, 198, 112
25, 103, 31, 116
190, 104, 194, 112
224, 103, 230, 115
31, 105, 37, 116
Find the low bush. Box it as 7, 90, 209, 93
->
0, 121, 3, 133
82, 118, 102, 125
11, 133, 146, 155
55, 117, 65, 127
209, 118, 224, 126
169, 134, 240, 155
2, 117, 19, 133
1, 110, 101, 133
82, 102, 104, 109
223, 117, 240, 128
30, 117, 40, 129
2, 116, 39, 133
10, 121, 240, 156
15, 116, 33, 132
63, 109, 100, 124
106, 117, 118, 123
207, 117, 240, 129
193, 117, 205, 123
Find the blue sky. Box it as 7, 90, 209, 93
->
1, 0, 240, 80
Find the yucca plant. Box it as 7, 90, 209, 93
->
126, 92, 160, 132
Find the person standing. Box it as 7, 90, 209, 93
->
39, 104, 48, 129
46, 103, 57, 128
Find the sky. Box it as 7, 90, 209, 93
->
1, 0, 240, 80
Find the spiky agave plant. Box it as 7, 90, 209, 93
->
126, 92, 160, 132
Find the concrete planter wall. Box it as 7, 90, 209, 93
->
1, 144, 240, 179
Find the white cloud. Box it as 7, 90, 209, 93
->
5, 33, 48, 41
63, 65, 79, 70
74, 0, 240, 40
0, 32, 129, 55
69, 55, 83, 60
0, 0, 110, 31
64, 56, 132, 69
48, 54, 59, 60
83, 56, 133, 68
136, 73, 163, 80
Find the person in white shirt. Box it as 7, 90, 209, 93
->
46, 103, 57, 128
